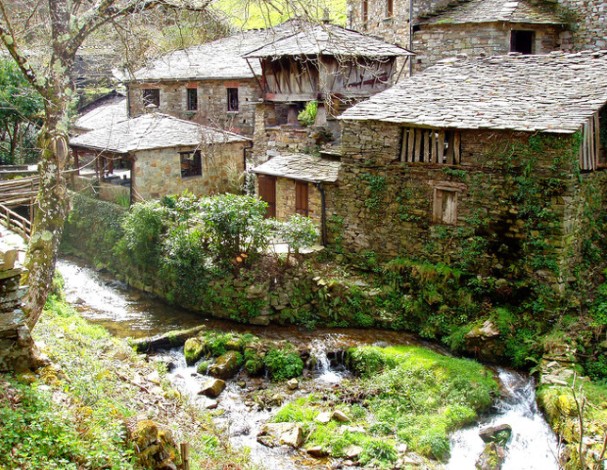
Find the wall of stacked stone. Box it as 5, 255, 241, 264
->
128, 80, 261, 137
413, 23, 563, 71
558, 0, 607, 50
329, 120, 591, 283
133, 142, 246, 200
275, 177, 323, 225
0, 246, 35, 372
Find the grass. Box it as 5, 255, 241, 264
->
0, 296, 249, 469
271, 344, 498, 466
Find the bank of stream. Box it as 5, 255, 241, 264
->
58, 257, 560, 469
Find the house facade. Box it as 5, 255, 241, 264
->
70, 113, 250, 202
330, 51, 607, 284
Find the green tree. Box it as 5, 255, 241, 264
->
0, 58, 43, 164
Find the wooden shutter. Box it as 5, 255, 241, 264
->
258, 175, 276, 218
295, 181, 309, 216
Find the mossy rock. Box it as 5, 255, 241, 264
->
208, 351, 243, 379
184, 337, 205, 365
244, 348, 265, 376
196, 360, 210, 375
129, 419, 181, 469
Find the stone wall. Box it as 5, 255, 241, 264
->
133, 142, 247, 200
558, 0, 607, 50
413, 23, 563, 71
275, 178, 323, 225
329, 119, 602, 284
0, 244, 36, 372
127, 79, 261, 137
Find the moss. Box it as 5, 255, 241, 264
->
184, 337, 205, 366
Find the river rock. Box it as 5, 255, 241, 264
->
198, 378, 226, 398
316, 411, 332, 424
258, 423, 304, 448
476, 442, 506, 470
184, 337, 205, 366
307, 445, 328, 458
208, 351, 242, 379
331, 410, 351, 423
479, 424, 512, 446
344, 444, 363, 459
464, 320, 505, 361
287, 378, 299, 390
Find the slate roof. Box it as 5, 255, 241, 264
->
74, 96, 128, 133
130, 22, 298, 81
252, 153, 341, 183
339, 51, 607, 134
422, 0, 564, 26
244, 23, 412, 58
70, 113, 248, 153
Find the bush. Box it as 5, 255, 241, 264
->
273, 214, 318, 262
297, 100, 317, 127
263, 347, 304, 381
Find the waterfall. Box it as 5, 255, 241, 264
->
309, 339, 346, 385
448, 368, 560, 469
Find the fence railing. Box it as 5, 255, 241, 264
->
0, 203, 31, 240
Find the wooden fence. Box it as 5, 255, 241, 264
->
0, 203, 31, 240
0, 176, 39, 207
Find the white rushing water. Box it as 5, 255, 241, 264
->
309, 339, 347, 385
448, 368, 560, 470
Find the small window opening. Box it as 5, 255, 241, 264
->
400, 127, 461, 164
510, 30, 535, 55
386, 0, 394, 17
433, 188, 458, 225
227, 88, 239, 112
180, 150, 201, 177
142, 89, 160, 108
187, 88, 198, 111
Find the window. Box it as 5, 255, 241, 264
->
362, 0, 369, 23
386, 0, 393, 18
400, 128, 461, 164
510, 30, 535, 55
142, 88, 160, 108
295, 181, 309, 216
433, 188, 458, 225
186, 88, 198, 111
180, 150, 201, 177
227, 88, 239, 112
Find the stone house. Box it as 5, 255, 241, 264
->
347, 0, 607, 72
331, 51, 607, 284
125, 26, 296, 137
251, 153, 341, 241
69, 113, 250, 202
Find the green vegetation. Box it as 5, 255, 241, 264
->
264, 346, 304, 381
0, 297, 248, 469
298, 100, 318, 127
273, 345, 497, 465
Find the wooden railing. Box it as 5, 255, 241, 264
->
0, 176, 39, 207
0, 203, 31, 240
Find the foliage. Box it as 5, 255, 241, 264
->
298, 100, 318, 127
360, 173, 387, 210
0, 58, 43, 164
263, 347, 304, 381
273, 214, 318, 260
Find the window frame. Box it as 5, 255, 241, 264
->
180, 150, 202, 178
227, 87, 239, 112
142, 88, 160, 108
186, 87, 198, 111
400, 127, 461, 164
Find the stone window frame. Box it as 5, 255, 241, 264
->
142, 88, 160, 108
186, 87, 198, 111
180, 150, 202, 178
227, 87, 239, 112
430, 181, 466, 226
400, 127, 461, 164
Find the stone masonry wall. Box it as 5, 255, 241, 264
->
128, 79, 261, 137
413, 22, 562, 71
558, 0, 607, 50
0, 244, 36, 372
133, 142, 246, 200
275, 177, 323, 225
329, 120, 593, 284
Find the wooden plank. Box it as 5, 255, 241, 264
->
437, 131, 445, 165
423, 130, 430, 163
431, 131, 437, 163
407, 128, 415, 162
432, 188, 442, 223
400, 128, 408, 162
594, 113, 601, 169
414, 128, 422, 162
446, 132, 455, 165
454, 132, 461, 164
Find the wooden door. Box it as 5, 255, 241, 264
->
258, 175, 276, 218
295, 181, 308, 216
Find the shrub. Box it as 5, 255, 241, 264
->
359, 440, 398, 468
297, 100, 317, 127
263, 347, 304, 381
273, 214, 318, 263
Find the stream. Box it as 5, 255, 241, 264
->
58, 257, 560, 469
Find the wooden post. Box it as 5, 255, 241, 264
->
180, 442, 190, 470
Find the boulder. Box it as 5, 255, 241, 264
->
315, 411, 331, 424
287, 378, 299, 390
476, 442, 506, 470
184, 337, 205, 366
344, 444, 363, 459
479, 424, 512, 447
257, 423, 304, 448
127, 419, 181, 470
198, 378, 226, 398
208, 351, 242, 379
464, 321, 505, 361
331, 410, 351, 423
307, 445, 328, 458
